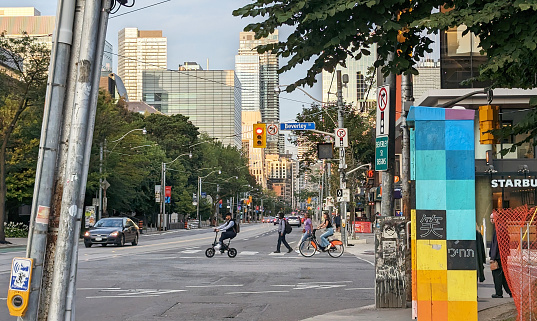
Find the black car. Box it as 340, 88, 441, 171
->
83, 217, 139, 248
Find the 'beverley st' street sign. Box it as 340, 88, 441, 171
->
375, 136, 388, 171
280, 122, 316, 131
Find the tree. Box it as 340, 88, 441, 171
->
233, 0, 444, 91
0, 34, 49, 243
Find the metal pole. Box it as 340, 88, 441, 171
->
65, 2, 111, 319
22, 0, 76, 319
197, 176, 201, 228
47, 0, 101, 318
38, 1, 85, 318
98, 142, 103, 221
160, 162, 165, 230
380, 52, 396, 217
336, 70, 348, 246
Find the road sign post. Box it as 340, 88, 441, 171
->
376, 136, 388, 171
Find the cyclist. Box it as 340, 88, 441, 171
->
317, 212, 334, 251
214, 213, 236, 252
296, 213, 312, 252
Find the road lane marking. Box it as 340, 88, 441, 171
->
226, 290, 289, 295
268, 252, 285, 256
180, 249, 202, 254
239, 251, 258, 255
86, 295, 160, 299
345, 288, 374, 290
355, 256, 375, 266
186, 285, 244, 288
77, 287, 121, 291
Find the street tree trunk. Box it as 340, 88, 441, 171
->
0, 95, 29, 243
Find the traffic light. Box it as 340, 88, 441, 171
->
253, 123, 266, 148
366, 170, 375, 186
479, 105, 499, 144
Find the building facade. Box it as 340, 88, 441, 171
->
236, 31, 280, 154
118, 28, 167, 101
1, 7, 112, 73
142, 69, 241, 148
413, 59, 441, 102
322, 45, 377, 111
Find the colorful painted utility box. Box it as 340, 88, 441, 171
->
407, 106, 477, 321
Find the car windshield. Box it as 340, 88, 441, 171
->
94, 219, 123, 228
289, 216, 298, 220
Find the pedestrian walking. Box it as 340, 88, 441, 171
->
296, 213, 312, 252
317, 212, 334, 251
476, 224, 486, 283
489, 213, 512, 298
334, 213, 341, 232
274, 212, 292, 253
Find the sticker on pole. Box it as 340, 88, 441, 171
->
9, 258, 32, 291
376, 85, 390, 137
335, 128, 348, 148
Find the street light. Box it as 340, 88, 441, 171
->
197, 169, 221, 228
160, 152, 192, 230
98, 128, 147, 220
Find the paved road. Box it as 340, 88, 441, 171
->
0, 223, 375, 321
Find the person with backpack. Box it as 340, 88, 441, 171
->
214, 213, 237, 251
274, 212, 293, 253
317, 212, 334, 251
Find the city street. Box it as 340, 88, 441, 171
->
0, 224, 375, 321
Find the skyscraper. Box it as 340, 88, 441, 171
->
235, 31, 280, 154
142, 69, 242, 148
118, 28, 167, 101
322, 45, 377, 112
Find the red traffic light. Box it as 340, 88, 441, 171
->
367, 170, 374, 178
255, 127, 264, 135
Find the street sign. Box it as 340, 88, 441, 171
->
376, 85, 390, 137
335, 128, 348, 148
266, 123, 279, 142
375, 136, 388, 171
155, 185, 161, 203
336, 189, 350, 202
280, 122, 315, 131
165, 186, 171, 204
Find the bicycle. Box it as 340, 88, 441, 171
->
298, 229, 344, 258
205, 231, 237, 258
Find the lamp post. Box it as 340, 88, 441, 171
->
197, 169, 221, 228
98, 128, 146, 220
160, 152, 192, 230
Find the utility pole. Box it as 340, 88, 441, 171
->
401, 73, 413, 220
380, 53, 397, 217
160, 162, 166, 230
23, 0, 77, 319
336, 70, 348, 245
98, 142, 103, 221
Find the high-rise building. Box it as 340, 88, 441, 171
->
322, 45, 377, 112
118, 28, 167, 101
242, 111, 266, 189
142, 69, 241, 148
1, 7, 112, 73
413, 59, 441, 101
235, 31, 280, 154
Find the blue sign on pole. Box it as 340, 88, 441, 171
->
164, 196, 171, 204
280, 122, 316, 131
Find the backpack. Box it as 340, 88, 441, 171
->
284, 219, 292, 234
232, 219, 240, 234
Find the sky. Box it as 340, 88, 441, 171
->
2, 0, 322, 128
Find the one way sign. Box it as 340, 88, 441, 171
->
336, 189, 350, 202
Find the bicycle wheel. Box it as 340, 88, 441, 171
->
299, 238, 317, 257
205, 248, 215, 258
227, 248, 237, 258
327, 240, 344, 258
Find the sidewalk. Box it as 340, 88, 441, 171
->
302, 232, 516, 321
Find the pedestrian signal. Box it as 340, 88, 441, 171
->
367, 170, 374, 178
253, 123, 266, 148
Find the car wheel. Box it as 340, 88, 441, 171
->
117, 235, 125, 247
101, 244, 107, 247
132, 234, 138, 246
84, 242, 92, 248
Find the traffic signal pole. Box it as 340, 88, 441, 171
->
336, 71, 348, 246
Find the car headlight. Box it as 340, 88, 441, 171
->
84, 231, 90, 237
109, 231, 119, 237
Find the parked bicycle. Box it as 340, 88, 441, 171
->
205, 231, 237, 258
298, 229, 344, 258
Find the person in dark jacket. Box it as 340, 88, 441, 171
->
274, 212, 292, 253
476, 224, 486, 282
489, 213, 511, 298
214, 213, 236, 252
